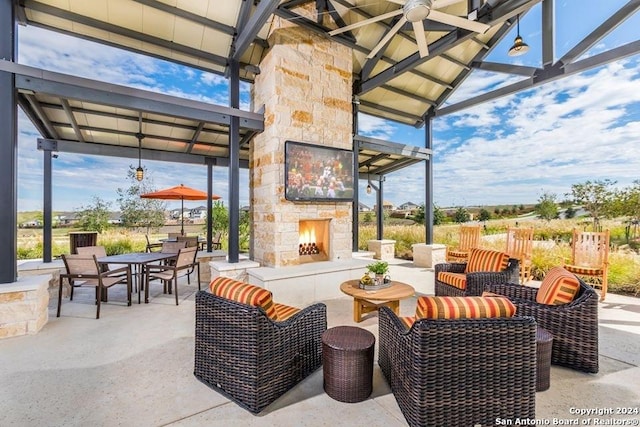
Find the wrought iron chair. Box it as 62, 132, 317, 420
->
505, 226, 534, 284
563, 228, 610, 301
445, 224, 481, 262
58, 254, 132, 319
145, 246, 199, 304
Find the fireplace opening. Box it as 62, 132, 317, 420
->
299, 219, 330, 263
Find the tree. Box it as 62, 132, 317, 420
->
494, 207, 501, 216
433, 204, 445, 225
618, 180, 640, 223
363, 211, 373, 223
564, 206, 577, 219
76, 196, 112, 233
211, 200, 229, 234
453, 207, 470, 223
535, 192, 559, 221
569, 179, 616, 230
478, 208, 491, 222
413, 204, 425, 224
116, 167, 166, 233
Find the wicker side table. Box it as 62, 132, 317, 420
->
536, 327, 554, 392
322, 326, 376, 403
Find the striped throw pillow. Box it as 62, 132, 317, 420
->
465, 248, 510, 273
209, 277, 278, 320
416, 296, 516, 319
273, 303, 300, 321
437, 272, 467, 290
536, 267, 581, 305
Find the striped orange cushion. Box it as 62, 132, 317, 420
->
536, 267, 581, 305
273, 303, 300, 321
437, 272, 467, 290
447, 249, 469, 259
209, 277, 278, 320
416, 296, 516, 319
465, 248, 510, 273
563, 265, 604, 276
400, 316, 416, 329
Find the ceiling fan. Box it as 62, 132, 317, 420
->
328, 0, 490, 58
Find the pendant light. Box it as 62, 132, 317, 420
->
135, 113, 144, 181
508, 14, 529, 57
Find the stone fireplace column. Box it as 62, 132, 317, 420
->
251, 11, 353, 268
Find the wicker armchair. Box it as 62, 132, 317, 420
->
194, 290, 327, 414
486, 277, 599, 373
435, 249, 520, 296
378, 305, 537, 427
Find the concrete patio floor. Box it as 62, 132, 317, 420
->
2, 258, 640, 426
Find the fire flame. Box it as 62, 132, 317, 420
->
299, 226, 316, 245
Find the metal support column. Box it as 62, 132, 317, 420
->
228, 59, 240, 263
43, 150, 53, 262
206, 158, 214, 252
425, 114, 434, 244
352, 100, 359, 252
376, 178, 383, 240
0, 0, 17, 283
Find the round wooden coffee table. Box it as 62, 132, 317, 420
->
340, 279, 415, 323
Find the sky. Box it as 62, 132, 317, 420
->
15, 0, 640, 213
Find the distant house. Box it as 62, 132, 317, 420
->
358, 202, 371, 212
398, 201, 419, 211
55, 212, 79, 226
189, 206, 207, 219
19, 219, 42, 228
107, 212, 122, 225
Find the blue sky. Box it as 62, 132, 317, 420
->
16, 1, 640, 212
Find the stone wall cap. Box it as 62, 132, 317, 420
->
0, 275, 51, 294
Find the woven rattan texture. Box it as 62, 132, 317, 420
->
434, 258, 520, 296
536, 327, 553, 391
487, 277, 599, 373
194, 291, 327, 414
322, 326, 375, 403
378, 306, 537, 427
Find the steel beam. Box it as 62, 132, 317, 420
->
233, 0, 279, 60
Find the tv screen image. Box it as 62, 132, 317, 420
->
285, 141, 354, 202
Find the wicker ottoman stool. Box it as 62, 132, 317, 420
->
536, 327, 553, 392
322, 326, 376, 403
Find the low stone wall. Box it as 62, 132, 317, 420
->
367, 240, 396, 260
0, 275, 50, 339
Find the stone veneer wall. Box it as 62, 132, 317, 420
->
250, 9, 353, 268
0, 276, 49, 339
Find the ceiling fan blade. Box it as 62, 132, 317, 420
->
412, 20, 429, 57
329, 9, 403, 36
428, 9, 489, 33
366, 16, 407, 59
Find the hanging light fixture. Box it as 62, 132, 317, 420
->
366, 166, 372, 194
508, 14, 529, 57
135, 113, 145, 181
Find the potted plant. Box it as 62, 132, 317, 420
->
367, 260, 389, 284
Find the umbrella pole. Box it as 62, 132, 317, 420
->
181, 198, 185, 236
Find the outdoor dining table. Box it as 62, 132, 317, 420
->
98, 252, 178, 304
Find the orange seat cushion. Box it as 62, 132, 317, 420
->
536, 267, 581, 305
436, 272, 467, 290
209, 277, 278, 320
563, 264, 604, 276
416, 296, 516, 319
465, 248, 510, 273
273, 303, 301, 321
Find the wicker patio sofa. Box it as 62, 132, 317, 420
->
435, 248, 520, 296
486, 273, 599, 373
194, 281, 327, 414
378, 302, 537, 427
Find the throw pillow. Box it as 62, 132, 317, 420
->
536, 267, 581, 305
465, 248, 510, 273
416, 295, 516, 319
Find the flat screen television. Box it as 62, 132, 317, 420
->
285, 140, 355, 202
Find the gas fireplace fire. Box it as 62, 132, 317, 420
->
298, 219, 330, 262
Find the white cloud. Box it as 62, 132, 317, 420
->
357, 113, 397, 139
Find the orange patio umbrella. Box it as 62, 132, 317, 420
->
141, 184, 221, 235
